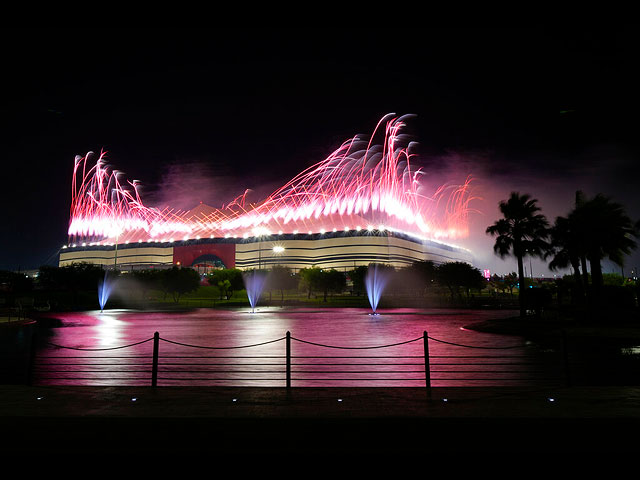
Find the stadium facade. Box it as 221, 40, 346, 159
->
59, 228, 473, 273
59, 115, 476, 273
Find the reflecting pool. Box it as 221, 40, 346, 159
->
32, 307, 567, 387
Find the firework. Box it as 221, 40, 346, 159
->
67, 114, 478, 245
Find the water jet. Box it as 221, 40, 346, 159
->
243, 270, 267, 313
98, 271, 113, 312
365, 264, 390, 315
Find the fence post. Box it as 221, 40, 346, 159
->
286, 331, 291, 389
423, 331, 432, 399
152, 331, 159, 387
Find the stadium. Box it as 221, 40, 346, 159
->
59, 115, 476, 273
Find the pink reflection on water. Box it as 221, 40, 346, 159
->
33, 307, 548, 387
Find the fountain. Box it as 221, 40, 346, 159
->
243, 270, 267, 313
365, 264, 390, 315
98, 271, 114, 313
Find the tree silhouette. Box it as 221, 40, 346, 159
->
570, 191, 638, 300
347, 265, 368, 296
436, 262, 485, 301
502, 272, 519, 297
160, 267, 200, 303
547, 215, 585, 301
406, 260, 437, 296
298, 268, 346, 302
486, 192, 550, 317
208, 268, 244, 299
320, 269, 347, 302
298, 267, 322, 299
267, 265, 297, 306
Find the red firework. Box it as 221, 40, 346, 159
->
67, 114, 479, 245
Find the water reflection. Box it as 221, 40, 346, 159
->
32, 307, 569, 387
93, 310, 128, 348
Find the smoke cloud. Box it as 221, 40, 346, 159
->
429, 144, 640, 277
139, 141, 639, 279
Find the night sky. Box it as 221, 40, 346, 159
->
2, 27, 639, 276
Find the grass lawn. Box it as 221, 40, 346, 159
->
142, 285, 373, 309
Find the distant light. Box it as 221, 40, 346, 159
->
443, 398, 448, 402
131, 397, 137, 402
243, 233, 249, 239
320, 228, 326, 234
378, 224, 385, 231
62, 245, 68, 249
332, 228, 337, 233
232, 398, 237, 402
273, 246, 285, 253
308, 230, 313, 235
367, 225, 373, 231
36, 397, 43, 400
344, 227, 350, 232
224, 234, 230, 238
337, 399, 343, 402
356, 226, 362, 231
278, 230, 283, 235
81, 242, 86, 246
293, 230, 298, 235
548, 398, 555, 402
195, 235, 200, 240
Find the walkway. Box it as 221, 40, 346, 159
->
1, 385, 639, 453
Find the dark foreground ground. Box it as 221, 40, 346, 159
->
1, 385, 639, 455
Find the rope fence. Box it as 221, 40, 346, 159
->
22, 329, 583, 391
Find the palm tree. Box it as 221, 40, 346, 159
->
486, 192, 550, 317
570, 191, 638, 299
570, 191, 593, 290
547, 215, 585, 301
